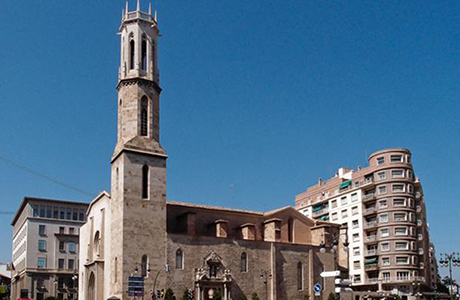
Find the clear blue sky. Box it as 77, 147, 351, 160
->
0, 0, 459, 281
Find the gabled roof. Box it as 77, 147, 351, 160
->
86, 191, 111, 215
12, 196, 89, 226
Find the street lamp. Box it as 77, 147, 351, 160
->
260, 269, 272, 300
439, 252, 460, 300
152, 264, 170, 299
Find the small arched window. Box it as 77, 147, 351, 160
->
94, 231, 100, 257
141, 38, 147, 71
142, 165, 149, 199
140, 97, 148, 136
141, 255, 148, 277
240, 252, 247, 272
175, 249, 183, 269
297, 262, 303, 290
129, 38, 135, 70
288, 218, 294, 243
114, 257, 118, 283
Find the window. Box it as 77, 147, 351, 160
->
331, 213, 338, 221
391, 170, 404, 178
396, 257, 409, 265
378, 186, 387, 195
351, 193, 358, 202
395, 227, 408, 236
40, 205, 45, 217
141, 255, 148, 277
382, 257, 390, 266
58, 278, 64, 289
377, 157, 385, 165
57, 293, 64, 300
68, 259, 75, 270
288, 218, 293, 242
59, 241, 65, 252
380, 228, 389, 238
391, 155, 403, 163
379, 214, 388, 223
382, 272, 391, 282
141, 38, 147, 71
175, 249, 183, 269
66, 208, 72, 220
353, 247, 360, 256
378, 171, 386, 180
354, 275, 361, 283
351, 206, 358, 216
68, 242, 76, 253
397, 271, 409, 280
142, 165, 149, 199
140, 97, 148, 136
38, 240, 46, 251
46, 206, 52, 218
58, 259, 65, 269
33, 205, 39, 217
79, 209, 85, 221
408, 184, 414, 194
331, 199, 337, 208
59, 227, 65, 234
394, 213, 407, 222
352, 220, 359, 229
381, 243, 390, 252
37, 257, 46, 268
352, 233, 360, 242
341, 209, 348, 219
73, 210, 78, 221
60, 208, 65, 219
69, 228, 75, 235
129, 38, 135, 69
240, 252, 248, 272
395, 242, 409, 250
53, 207, 59, 219
353, 261, 360, 269
39, 225, 46, 236
392, 184, 405, 193
393, 198, 405, 207
379, 199, 388, 208
354, 181, 360, 188
341, 196, 348, 206
297, 262, 303, 290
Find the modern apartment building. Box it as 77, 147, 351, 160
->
295, 148, 435, 300
11, 197, 88, 300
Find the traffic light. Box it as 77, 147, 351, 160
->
187, 289, 194, 300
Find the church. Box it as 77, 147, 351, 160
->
78, 2, 348, 300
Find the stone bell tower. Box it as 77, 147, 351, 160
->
110, 1, 167, 298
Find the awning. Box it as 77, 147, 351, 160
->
365, 257, 378, 264
321, 215, 329, 221
340, 180, 352, 189
313, 205, 323, 212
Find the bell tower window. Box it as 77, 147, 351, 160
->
140, 97, 148, 136
141, 38, 147, 71
142, 165, 149, 199
129, 37, 135, 70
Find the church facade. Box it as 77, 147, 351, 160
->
78, 2, 348, 300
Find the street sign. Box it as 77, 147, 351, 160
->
313, 283, 322, 293
128, 276, 144, 297
320, 270, 340, 278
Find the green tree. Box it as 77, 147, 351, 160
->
213, 290, 222, 300
303, 292, 310, 300
238, 294, 248, 300
164, 288, 176, 300
180, 290, 189, 300
251, 292, 259, 300
327, 292, 335, 300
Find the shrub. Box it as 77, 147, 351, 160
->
251, 292, 260, 300
164, 288, 176, 300
238, 294, 248, 300
327, 292, 336, 300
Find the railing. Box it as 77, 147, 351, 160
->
363, 178, 374, 186
364, 221, 378, 229
365, 249, 377, 256
362, 193, 376, 202
365, 263, 378, 269
365, 235, 377, 242
125, 11, 154, 22
363, 207, 376, 215
312, 207, 329, 216
372, 276, 426, 283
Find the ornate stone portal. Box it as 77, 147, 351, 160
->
194, 252, 232, 300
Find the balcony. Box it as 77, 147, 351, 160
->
363, 207, 377, 216
365, 235, 377, 243
362, 193, 376, 202
312, 207, 329, 217
365, 249, 378, 256
368, 277, 379, 284
364, 221, 378, 230
363, 177, 375, 187
381, 276, 426, 283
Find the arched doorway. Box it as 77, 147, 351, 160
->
88, 272, 95, 300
